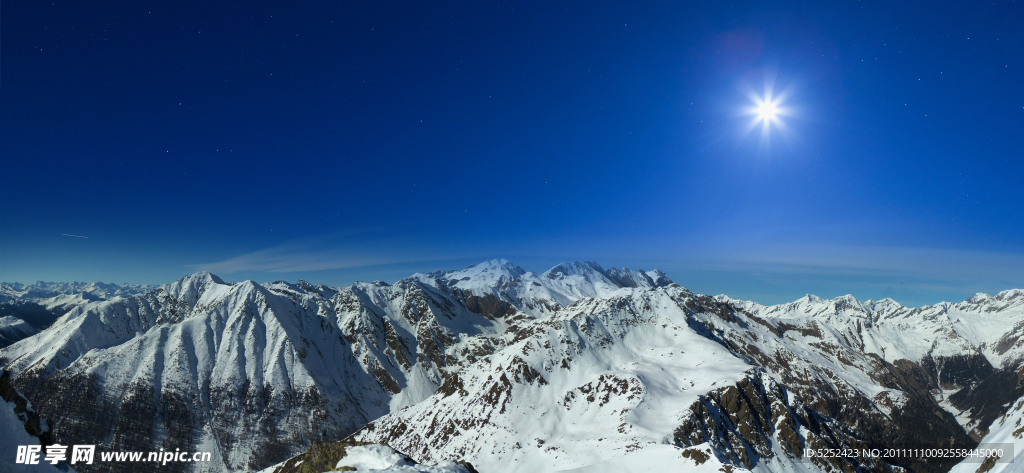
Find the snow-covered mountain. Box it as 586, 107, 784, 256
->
0, 280, 156, 333
0, 281, 156, 301
351, 283, 1024, 472
0, 260, 672, 472
0, 317, 37, 349
352, 286, 763, 472
1, 261, 1022, 473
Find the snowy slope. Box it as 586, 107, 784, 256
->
557, 444, 751, 473
0, 370, 67, 473
0, 399, 67, 473
353, 287, 759, 472
949, 395, 1024, 473
258, 441, 475, 473
0, 272, 489, 471
334, 444, 473, 472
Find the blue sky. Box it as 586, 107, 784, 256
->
2, 0, 1022, 306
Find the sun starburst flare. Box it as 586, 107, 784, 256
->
748, 94, 786, 127
736, 86, 796, 155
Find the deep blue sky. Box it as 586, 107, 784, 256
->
2, 0, 1022, 306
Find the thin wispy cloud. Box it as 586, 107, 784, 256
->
192, 230, 473, 274
194, 245, 413, 273
62, 234, 88, 238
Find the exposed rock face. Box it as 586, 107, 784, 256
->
0, 369, 54, 447
672, 371, 967, 472
0, 370, 73, 473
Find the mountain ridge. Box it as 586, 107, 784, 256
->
0, 261, 674, 472
2, 262, 1023, 473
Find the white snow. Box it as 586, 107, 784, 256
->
948, 395, 1024, 473
332, 444, 471, 472
337, 444, 415, 470
721, 289, 1024, 369
556, 444, 746, 472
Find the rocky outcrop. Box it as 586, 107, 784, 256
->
1, 369, 54, 447
673, 372, 905, 472
271, 440, 380, 473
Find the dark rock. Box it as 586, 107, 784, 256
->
0, 369, 56, 449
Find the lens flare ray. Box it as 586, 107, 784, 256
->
737, 84, 795, 155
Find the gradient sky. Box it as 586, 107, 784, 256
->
2, 0, 1022, 306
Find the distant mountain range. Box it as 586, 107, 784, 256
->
0, 281, 155, 334
1, 260, 1022, 472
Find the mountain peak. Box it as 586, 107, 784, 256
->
178, 271, 226, 286
542, 261, 605, 279
163, 272, 228, 299
451, 259, 526, 278
474, 258, 527, 274
443, 259, 527, 291
996, 289, 1024, 301
863, 297, 903, 308
604, 267, 673, 288
836, 294, 860, 303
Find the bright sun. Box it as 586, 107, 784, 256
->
755, 100, 778, 122
742, 86, 792, 145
